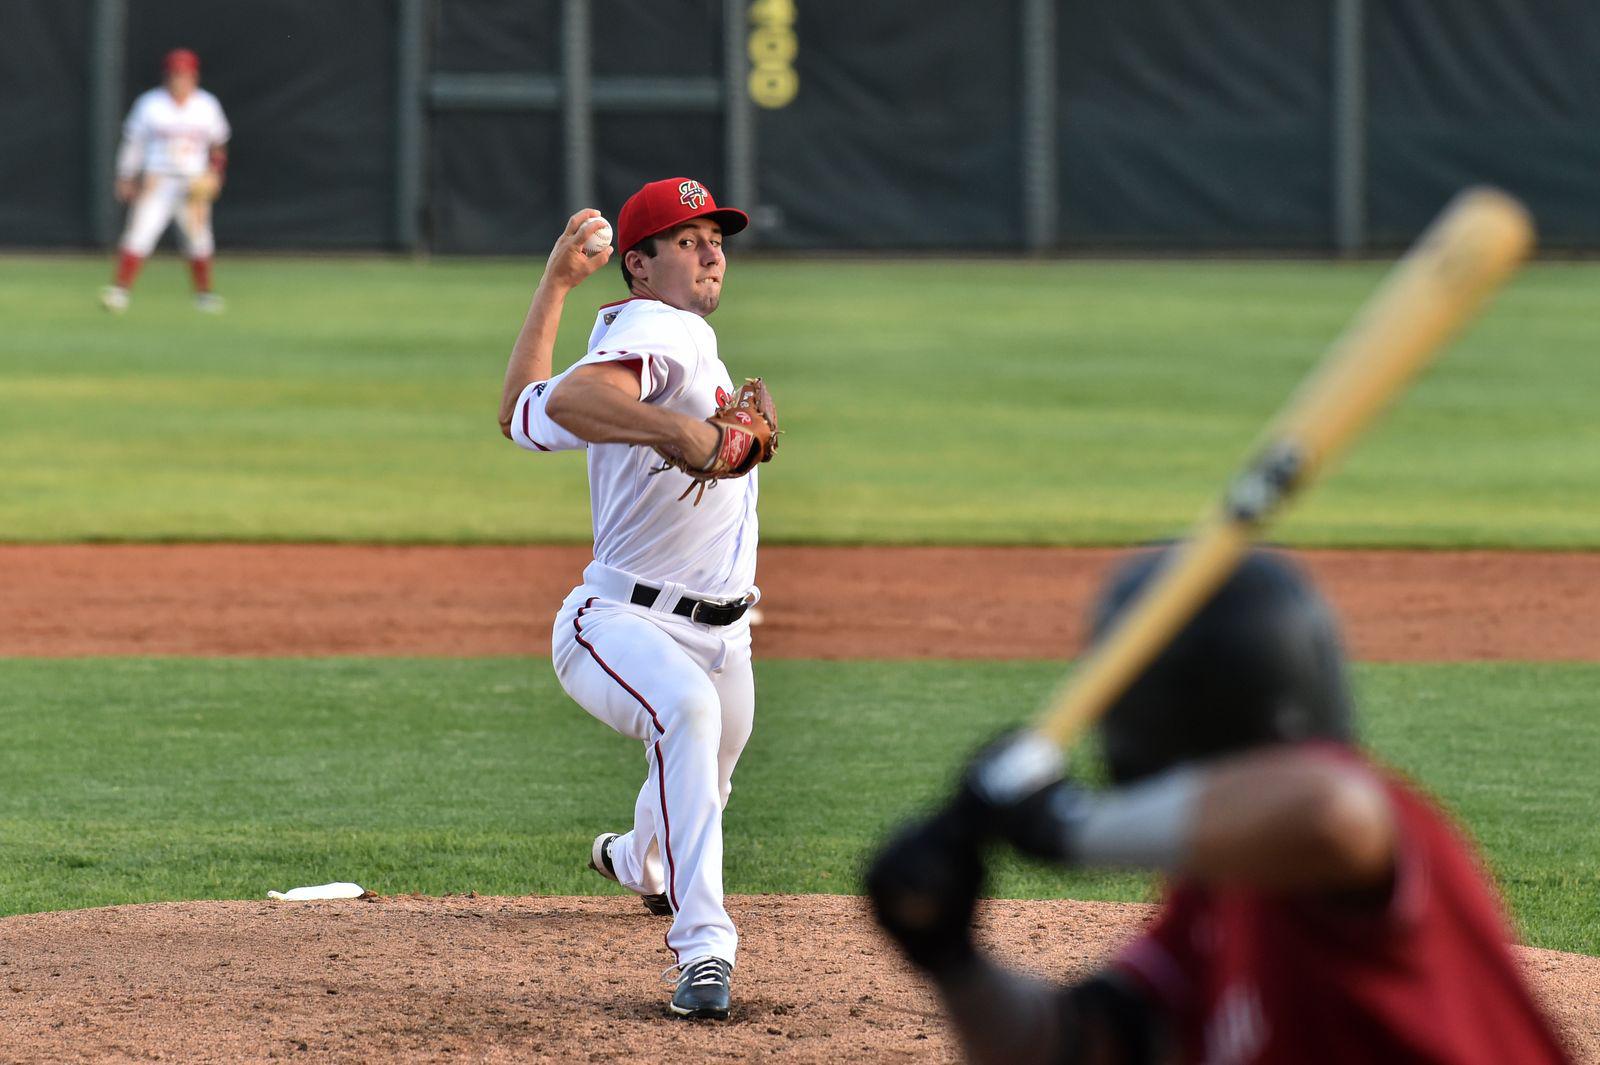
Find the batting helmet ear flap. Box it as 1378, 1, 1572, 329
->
1091, 547, 1355, 784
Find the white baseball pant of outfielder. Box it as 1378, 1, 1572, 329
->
120, 172, 218, 260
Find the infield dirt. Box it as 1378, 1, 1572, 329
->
4, 544, 1597, 660
3, 544, 1597, 1061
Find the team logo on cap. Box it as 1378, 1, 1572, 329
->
679, 180, 709, 209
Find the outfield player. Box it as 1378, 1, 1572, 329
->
868, 548, 1569, 1064
498, 178, 765, 1020
101, 48, 230, 314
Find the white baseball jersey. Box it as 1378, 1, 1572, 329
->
116, 88, 231, 179
510, 297, 759, 599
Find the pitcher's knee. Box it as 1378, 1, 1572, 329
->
662, 692, 722, 746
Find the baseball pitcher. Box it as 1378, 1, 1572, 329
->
497, 178, 776, 1020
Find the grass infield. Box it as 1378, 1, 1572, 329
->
1, 657, 1594, 955
2, 255, 1598, 546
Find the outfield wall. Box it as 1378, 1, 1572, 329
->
4, 0, 1598, 253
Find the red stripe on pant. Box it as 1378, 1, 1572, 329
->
573, 598, 681, 919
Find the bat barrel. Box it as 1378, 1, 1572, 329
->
1034, 187, 1533, 752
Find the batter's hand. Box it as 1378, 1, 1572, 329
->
543, 209, 614, 292
866, 807, 985, 975
115, 177, 138, 203
961, 730, 1084, 865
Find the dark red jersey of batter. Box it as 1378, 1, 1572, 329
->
1113, 746, 1569, 1065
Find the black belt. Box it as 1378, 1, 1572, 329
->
629, 583, 751, 626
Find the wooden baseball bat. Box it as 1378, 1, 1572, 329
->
1034, 187, 1533, 749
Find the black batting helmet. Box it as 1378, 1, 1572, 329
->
1091, 547, 1354, 784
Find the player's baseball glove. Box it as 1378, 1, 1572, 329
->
651, 377, 779, 504
187, 171, 222, 204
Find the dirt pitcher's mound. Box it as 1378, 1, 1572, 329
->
0, 895, 1594, 1063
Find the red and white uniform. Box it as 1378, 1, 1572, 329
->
510, 296, 758, 969
115, 87, 230, 258
1114, 748, 1569, 1065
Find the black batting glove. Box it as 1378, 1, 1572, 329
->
960, 729, 1090, 865
865, 806, 985, 975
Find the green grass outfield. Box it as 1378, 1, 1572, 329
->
2, 658, 1594, 955
3, 254, 1598, 546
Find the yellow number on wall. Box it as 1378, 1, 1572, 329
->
748, 0, 797, 109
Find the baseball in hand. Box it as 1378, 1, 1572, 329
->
583, 218, 614, 257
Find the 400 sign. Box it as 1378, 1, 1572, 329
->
749, 0, 797, 109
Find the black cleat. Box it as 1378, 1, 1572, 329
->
590, 833, 673, 917
588, 833, 622, 881
669, 957, 732, 1020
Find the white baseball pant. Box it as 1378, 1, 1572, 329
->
119, 174, 215, 259
551, 561, 755, 969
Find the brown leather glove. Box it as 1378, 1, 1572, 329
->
187, 171, 222, 204
651, 377, 779, 504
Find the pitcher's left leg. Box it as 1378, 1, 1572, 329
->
711, 650, 755, 809
554, 599, 737, 965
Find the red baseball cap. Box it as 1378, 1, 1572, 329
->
164, 48, 200, 74
616, 178, 748, 252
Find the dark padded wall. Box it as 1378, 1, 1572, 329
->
593, 0, 729, 231
428, 0, 563, 252
594, 114, 728, 233
755, 4, 1025, 249
428, 0, 730, 255
434, 0, 560, 73
1367, 0, 1600, 247
430, 111, 565, 253
1056, 1, 1330, 247
4, 1, 1599, 251
594, 0, 722, 78
122, 0, 397, 248
0, 0, 91, 245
